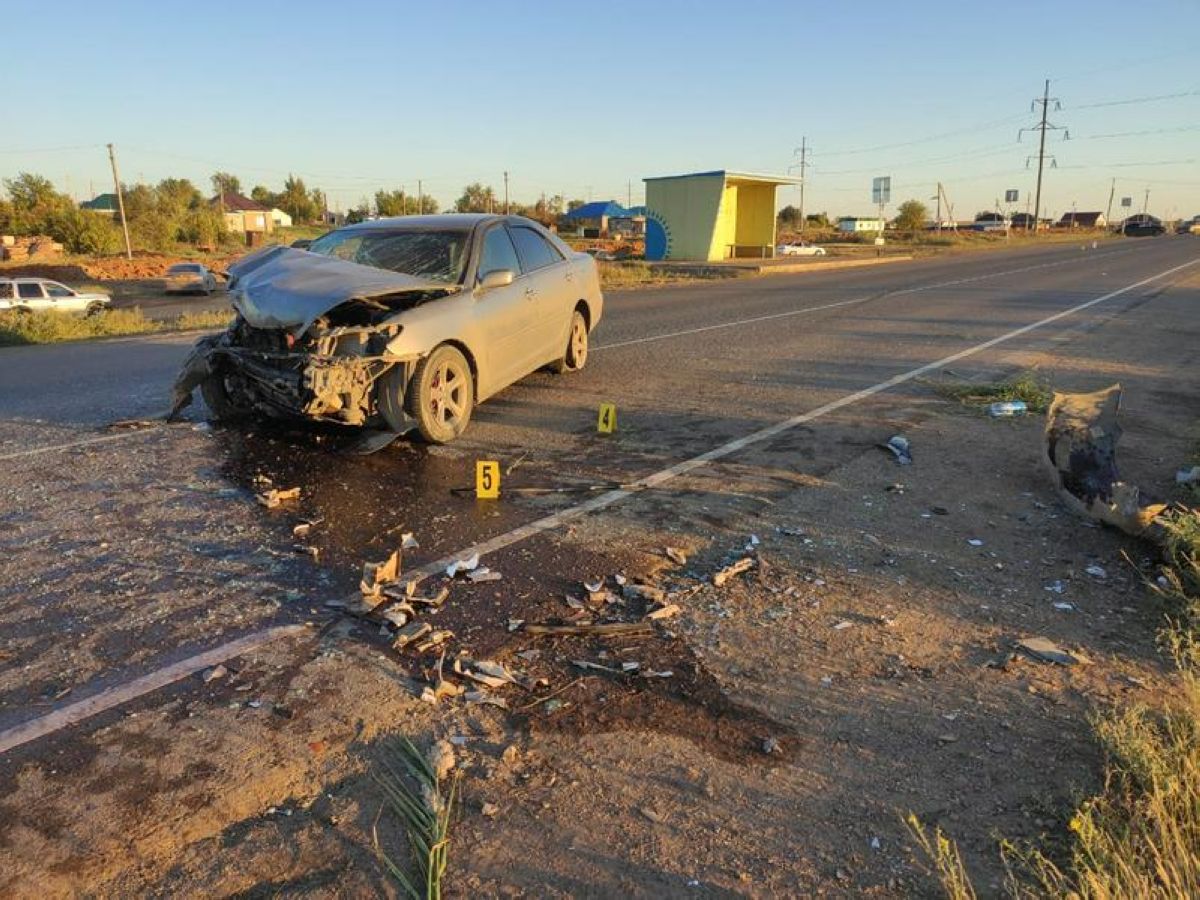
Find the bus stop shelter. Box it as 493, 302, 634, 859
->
643, 170, 799, 261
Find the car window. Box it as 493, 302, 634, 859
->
0, 282, 13, 300
44, 283, 74, 297
508, 226, 563, 272
307, 228, 469, 283
477, 226, 521, 279
17, 283, 44, 299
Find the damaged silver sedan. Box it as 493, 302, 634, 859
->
171, 214, 602, 443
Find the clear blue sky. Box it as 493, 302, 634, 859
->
4, 0, 1198, 220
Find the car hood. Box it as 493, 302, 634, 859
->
226, 246, 460, 332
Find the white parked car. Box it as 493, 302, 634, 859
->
0, 278, 111, 314
164, 263, 219, 295
776, 241, 827, 257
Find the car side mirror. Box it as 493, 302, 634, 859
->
478, 269, 515, 291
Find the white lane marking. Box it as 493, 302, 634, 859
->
0, 244, 1143, 462
405, 255, 1200, 583
592, 244, 1139, 352
0, 409, 176, 462
0, 625, 307, 756
3, 255, 1193, 754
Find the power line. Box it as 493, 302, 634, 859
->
1068, 89, 1200, 110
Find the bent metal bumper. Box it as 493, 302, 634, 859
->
170, 332, 415, 427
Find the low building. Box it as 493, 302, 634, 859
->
561, 201, 627, 238
79, 194, 119, 216
837, 217, 885, 234
210, 192, 273, 235
643, 170, 799, 261
270, 208, 294, 228
1056, 211, 1106, 229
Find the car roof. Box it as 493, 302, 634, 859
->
0, 277, 61, 284
346, 213, 502, 232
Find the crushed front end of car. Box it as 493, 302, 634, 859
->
169, 246, 458, 430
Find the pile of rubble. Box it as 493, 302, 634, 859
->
1, 234, 64, 262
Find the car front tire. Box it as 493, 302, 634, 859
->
405, 344, 474, 444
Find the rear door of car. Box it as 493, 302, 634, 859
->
506, 223, 573, 365
472, 223, 540, 390
43, 282, 84, 311
16, 281, 50, 311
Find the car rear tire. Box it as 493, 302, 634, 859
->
200, 374, 250, 422
85, 302, 108, 317
551, 309, 589, 374
406, 345, 473, 443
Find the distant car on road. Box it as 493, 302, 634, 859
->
164, 263, 219, 295
776, 241, 827, 257
0, 278, 111, 314
1120, 215, 1166, 237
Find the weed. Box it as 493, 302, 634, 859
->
904, 814, 977, 900
372, 738, 458, 900
929, 370, 1054, 413
0, 307, 232, 346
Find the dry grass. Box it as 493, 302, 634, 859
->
0, 308, 233, 346
928, 371, 1055, 413
905, 814, 978, 900
597, 260, 741, 290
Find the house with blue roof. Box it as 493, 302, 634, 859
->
560, 200, 628, 237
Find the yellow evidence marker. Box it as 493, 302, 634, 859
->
476, 460, 500, 499
597, 402, 617, 434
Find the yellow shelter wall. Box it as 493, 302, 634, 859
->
708, 184, 738, 260
646, 175, 724, 260
732, 183, 776, 249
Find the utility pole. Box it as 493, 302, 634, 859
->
933, 182, 942, 233
1105, 178, 1116, 224
503, 171, 509, 214
417, 179, 423, 215
792, 137, 809, 233
106, 143, 133, 260
1019, 80, 1068, 233
627, 180, 632, 209
1142, 188, 1150, 214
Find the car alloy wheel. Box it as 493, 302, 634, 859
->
408, 344, 473, 443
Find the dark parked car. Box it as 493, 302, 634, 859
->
1120, 214, 1165, 237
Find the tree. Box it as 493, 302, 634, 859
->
375, 189, 408, 217
156, 178, 201, 217
894, 200, 929, 233
2, 173, 71, 233
777, 205, 801, 229
179, 207, 227, 249
454, 183, 497, 213
250, 185, 276, 207
47, 208, 121, 255
278, 174, 319, 224
211, 172, 241, 198
806, 212, 830, 228
567, 199, 586, 212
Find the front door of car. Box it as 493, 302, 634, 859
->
472, 224, 540, 392
506, 224, 574, 364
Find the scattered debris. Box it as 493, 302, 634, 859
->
623, 583, 666, 603
645, 603, 681, 621
380, 606, 412, 628
401, 532, 419, 550
525, 622, 654, 637
832, 620, 854, 630
361, 550, 400, 598
1017, 637, 1087, 666
466, 567, 502, 583
109, 418, 161, 430
455, 658, 519, 688
1044, 580, 1067, 594
761, 736, 782, 755
886, 483, 906, 494
665, 547, 688, 565
583, 578, 604, 593
256, 487, 301, 508
1052, 601, 1075, 611
1043, 385, 1166, 536
445, 554, 480, 578
713, 557, 755, 587
294, 544, 320, 561
429, 740, 456, 781
481, 802, 500, 818
640, 807, 666, 824
292, 522, 312, 538
201, 664, 227, 683
1085, 564, 1107, 579
640, 669, 674, 679
879, 435, 913, 465
967, 538, 984, 547
414, 630, 453, 653
573, 659, 622, 674
393, 621, 432, 649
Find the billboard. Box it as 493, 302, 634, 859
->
871, 177, 891, 205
